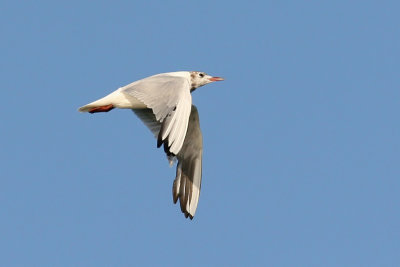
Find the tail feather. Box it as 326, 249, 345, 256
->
78, 104, 95, 112
78, 95, 113, 113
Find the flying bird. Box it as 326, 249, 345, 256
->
78, 71, 224, 219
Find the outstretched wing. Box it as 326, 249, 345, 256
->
173, 105, 203, 219
132, 105, 203, 219
123, 74, 192, 155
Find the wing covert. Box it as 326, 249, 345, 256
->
123, 74, 192, 155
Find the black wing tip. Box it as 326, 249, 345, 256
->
172, 192, 194, 219
163, 142, 175, 157
179, 197, 194, 220
173, 189, 194, 220
183, 211, 194, 220
157, 121, 165, 148
157, 136, 163, 148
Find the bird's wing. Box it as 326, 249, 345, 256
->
173, 105, 203, 219
131, 108, 161, 138
133, 105, 203, 220
123, 74, 192, 155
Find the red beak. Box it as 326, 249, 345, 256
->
209, 77, 224, 82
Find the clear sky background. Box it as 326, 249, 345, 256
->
1, 1, 399, 266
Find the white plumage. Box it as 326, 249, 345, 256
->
78, 71, 224, 219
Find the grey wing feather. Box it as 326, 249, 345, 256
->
132, 108, 175, 164
172, 105, 203, 219
132, 105, 203, 219
123, 74, 192, 155
132, 108, 161, 138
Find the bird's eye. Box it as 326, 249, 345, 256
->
199, 73, 204, 78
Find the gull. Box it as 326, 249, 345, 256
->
78, 71, 224, 219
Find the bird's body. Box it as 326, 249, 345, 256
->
78, 71, 223, 219
79, 72, 191, 112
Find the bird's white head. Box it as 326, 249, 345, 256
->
190, 71, 224, 91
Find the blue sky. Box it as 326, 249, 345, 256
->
1, 1, 399, 266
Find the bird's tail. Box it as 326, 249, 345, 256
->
78, 103, 95, 112
78, 95, 114, 113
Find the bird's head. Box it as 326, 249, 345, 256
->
190, 71, 224, 91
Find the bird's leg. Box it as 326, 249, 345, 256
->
88, 104, 115, 113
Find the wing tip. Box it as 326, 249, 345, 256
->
184, 212, 194, 220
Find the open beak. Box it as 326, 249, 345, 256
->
209, 76, 224, 82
